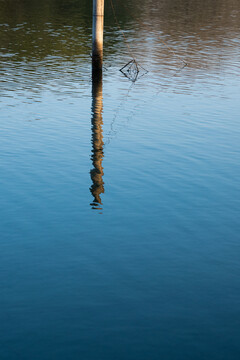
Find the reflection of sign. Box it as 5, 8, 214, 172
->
120, 59, 148, 82
90, 77, 104, 210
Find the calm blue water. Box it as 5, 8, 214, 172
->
1, 1, 240, 359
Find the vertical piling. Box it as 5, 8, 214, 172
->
91, 0, 104, 208
92, 0, 104, 77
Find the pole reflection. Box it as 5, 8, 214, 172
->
90, 75, 104, 210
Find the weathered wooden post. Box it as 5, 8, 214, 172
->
90, 0, 104, 209
92, 0, 104, 77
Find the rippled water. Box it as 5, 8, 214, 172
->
1, 1, 240, 359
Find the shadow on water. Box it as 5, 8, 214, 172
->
90, 75, 104, 210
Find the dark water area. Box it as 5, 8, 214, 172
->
1, 0, 240, 359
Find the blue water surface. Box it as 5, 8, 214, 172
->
0, 0, 240, 359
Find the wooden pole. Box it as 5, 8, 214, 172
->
91, 0, 104, 208
92, 0, 104, 77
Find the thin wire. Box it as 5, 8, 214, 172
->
104, 80, 135, 147
104, 63, 187, 147
108, 0, 137, 61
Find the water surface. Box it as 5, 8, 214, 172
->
0, 1, 240, 359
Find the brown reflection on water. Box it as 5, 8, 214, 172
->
1, 0, 240, 88
90, 75, 104, 210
